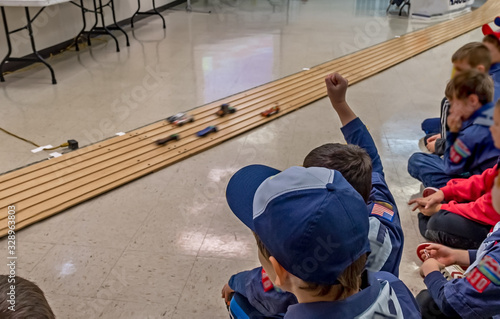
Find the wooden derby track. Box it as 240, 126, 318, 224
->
1, 1, 500, 237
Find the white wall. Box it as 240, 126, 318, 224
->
0, 0, 175, 58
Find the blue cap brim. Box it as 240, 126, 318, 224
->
226, 164, 281, 231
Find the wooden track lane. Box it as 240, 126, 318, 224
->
1, 1, 500, 236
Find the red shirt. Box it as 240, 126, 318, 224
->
440, 165, 500, 226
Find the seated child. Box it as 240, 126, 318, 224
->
409, 99, 500, 249
225, 163, 420, 318
416, 173, 500, 318
408, 69, 500, 189
222, 73, 405, 318
421, 42, 492, 156
0, 275, 55, 319
483, 34, 500, 102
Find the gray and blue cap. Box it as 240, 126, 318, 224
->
226, 165, 370, 285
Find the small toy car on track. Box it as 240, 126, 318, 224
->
261, 106, 280, 117
155, 134, 179, 145
196, 126, 218, 137
216, 103, 237, 117
167, 113, 194, 126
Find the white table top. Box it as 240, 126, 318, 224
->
0, 0, 71, 7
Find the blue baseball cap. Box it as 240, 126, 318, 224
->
226, 165, 370, 285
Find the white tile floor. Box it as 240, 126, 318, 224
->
0, 0, 489, 317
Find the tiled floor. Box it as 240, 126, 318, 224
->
0, 0, 489, 318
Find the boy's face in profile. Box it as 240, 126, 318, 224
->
453, 59, 473, 76
483, 40, 500, 64
490, 106, 500, 149
490, 106, 500, 214
453, 59, 486, 76
448, 94, 478, 121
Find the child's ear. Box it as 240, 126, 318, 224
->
468, 94, 480, 107
269, 256, 288, 287
476, 65, 486, 73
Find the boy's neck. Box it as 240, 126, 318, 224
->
292, 282, 361, 304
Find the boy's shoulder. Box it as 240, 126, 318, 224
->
284, 271, 419, 319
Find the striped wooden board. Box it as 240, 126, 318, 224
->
1, 1, 499, 237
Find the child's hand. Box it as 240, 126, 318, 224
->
426, 140, 436, 153
447, 112, 463, 133
409, 201, 442, 216
221, 283, 234, 306
425, 134, 441, 153
408, 190, 443, 216
419, 258, 445, 278
325, 73, 348, 105
421, 243, 457, 266
426, 134, 441, 143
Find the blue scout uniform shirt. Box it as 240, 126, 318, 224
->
229, 267, 297, 318
284, 271, 420, 319
490, 63, 500, 104
424, 222, 500, 318
341, 118, 404, 276
444, 102, 500, 177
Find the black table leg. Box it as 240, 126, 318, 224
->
0, 6, 57, 84
131, 0, 166, 29
0, 7, 12, 82
25, 8, 57, 84
109, 0, 130, 46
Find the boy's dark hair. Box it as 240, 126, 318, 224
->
0, 275, 55, 319
303, 143, 372, 203
446, 69, 494, 105
254, 233, 367, 299
483, 34, 500, 51
451, 42, 492, 71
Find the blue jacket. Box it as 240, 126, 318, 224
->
341, 118, 404, 276
444, 102, 500, 176
228, 267, 297, 318
425, 222, 500, 318
490, 63, 500, 104
284, 271, 420, 319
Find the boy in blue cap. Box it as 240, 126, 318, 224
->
225, 149, 420, 316
225, 165, 419, 318
221, 72, 405, 318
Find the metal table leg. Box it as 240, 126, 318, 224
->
131, 0, 166, 29
0, 6, 57, 84
0, 7, 12, 83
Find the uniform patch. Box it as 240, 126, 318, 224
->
450, 138, 471, 164
371, 203, 394, 222
261, 268, 274, 292
477, 255, 500, 286
467, 268, 491, 292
